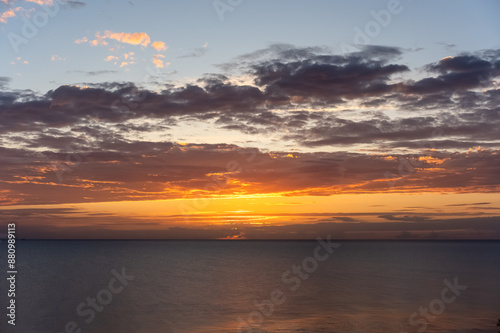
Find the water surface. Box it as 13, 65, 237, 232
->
1, 240, 499, 332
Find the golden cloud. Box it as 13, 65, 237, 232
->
25, 0, 54, 5
151, 41, 167, 52
119, 61, 134, 68
104, 56, 118, 61
50, 55, 65, 61
101, 30, 151, 47
152, 54, 166, 68
0, 9, 15, 23
0, 7, 22, 23
74, 36, 88, 44
76, 31, 166, 51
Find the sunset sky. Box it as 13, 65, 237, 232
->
1, 0, 499, 239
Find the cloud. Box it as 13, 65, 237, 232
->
50, 55, 65, 61
3, 205, 500, 239
178, 47, 208, 59
151, 41, 167, 51
0, 136, 498, 207
104, 55, 118, 62
0, 6, 21, 23
0, 76, 11, 89
240, 45, 410, 105
77, 31, 155, 48
103, 53, 136, 67
400, 54, 500, 95
379, 214, 430, 222
25, 0, 53, 5
446, 202, 491, 207
152, 54, 166, 68
0, 0, 83, 21
1, 46, 500, 207
1, 46, 500, 151
0, 9, 15, 23
23, 0, 85, 8
102, 30, 151, 47
1, 44, 500, 239
68, 70, 119, 76
65, 0, 85, 8
437, 42, 456, 50
75, 32, 167, 69
74, 36, 88, 44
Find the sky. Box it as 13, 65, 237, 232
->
0, 0, 499, 239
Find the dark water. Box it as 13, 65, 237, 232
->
1, 240, 499, 333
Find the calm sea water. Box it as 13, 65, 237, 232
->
1, 240, 499, 333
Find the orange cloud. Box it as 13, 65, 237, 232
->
25, 0, 54, 5
75, 31, 167, 52
0, 7, 21, 23
104, 55, 118, 62
51, 55, 65, 61
152, 54, 166, 68
418, 156, 448, 165
151, 41, 167, 51
0, 9, 15, 23
74, 36, 88, 44
101, 30, 151, 47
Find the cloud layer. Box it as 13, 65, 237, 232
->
1, 45, 499, 207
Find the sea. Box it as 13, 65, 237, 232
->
1, 240, 499, 333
